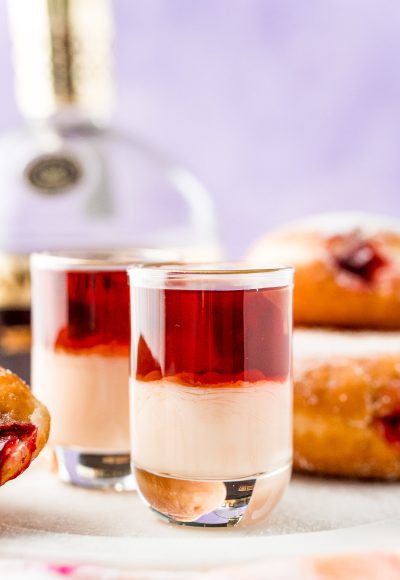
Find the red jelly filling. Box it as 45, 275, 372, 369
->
0, 422, 37, 484
330, 236, 387, 282
375, 412, 400, 449
135, 286, 290, 385
53, 271, 130, 352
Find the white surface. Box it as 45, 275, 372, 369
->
294, 328, 400, 359
1, 462, 400, 570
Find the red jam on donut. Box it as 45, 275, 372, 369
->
0, 422, 38, 484
375, 411, 400, 450
329, 234, 387, 282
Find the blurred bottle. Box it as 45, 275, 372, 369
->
0, 0, 221, 381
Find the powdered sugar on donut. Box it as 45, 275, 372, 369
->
271, 212, 400, 238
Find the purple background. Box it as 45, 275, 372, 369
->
1, 0, 400, 257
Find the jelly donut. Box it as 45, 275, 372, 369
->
247, 212, 400, 329
0, 368, 50, 486
293, 328, 400, 479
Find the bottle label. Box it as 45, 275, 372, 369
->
24, 154, 82, 194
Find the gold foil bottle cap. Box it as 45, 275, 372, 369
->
7, 0, 114, 122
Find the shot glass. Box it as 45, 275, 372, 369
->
31, 249, 175, 490
129, 263, 293, 527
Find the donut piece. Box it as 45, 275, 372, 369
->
0, 368, 50, 486
247, 212, 400, 329
293, 328, 400, 479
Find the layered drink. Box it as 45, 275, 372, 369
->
31, 250, 172, 489
129, 264, 293, 527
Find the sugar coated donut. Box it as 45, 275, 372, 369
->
294, 328, 400, 479
247, 212, 400, 328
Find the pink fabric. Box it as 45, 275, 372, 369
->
197, 553, 400, 580
1, 553, 400, 580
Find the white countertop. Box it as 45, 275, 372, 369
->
1, 461, 399, 571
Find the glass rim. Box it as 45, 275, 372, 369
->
128, 262, 294, 289
30, 248, 180, 272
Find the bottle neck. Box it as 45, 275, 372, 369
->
7, 0, 114, 124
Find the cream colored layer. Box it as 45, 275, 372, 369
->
32, 346, 130, 452
131, 378, 292, 480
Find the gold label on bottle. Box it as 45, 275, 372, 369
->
24, 154, 82, 193
8, 0, 114, 122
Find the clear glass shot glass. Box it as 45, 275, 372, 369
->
31, 249, 176, 490
128, 263, 293, 527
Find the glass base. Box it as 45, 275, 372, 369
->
135, 462, 291, 527
55, 446, 136, 491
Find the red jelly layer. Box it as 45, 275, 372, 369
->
135, 286, 290, 384
330, 235, 387, 282
49, 271, 130, 352
375, 412, 400, 450
0, 422, 37, 484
